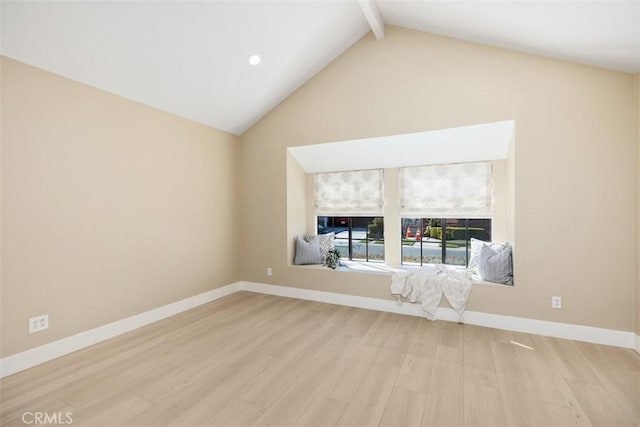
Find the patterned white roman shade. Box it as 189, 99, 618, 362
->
314, 169, 384, 216
400, 161, 492, 218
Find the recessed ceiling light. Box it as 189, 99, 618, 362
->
248, 54, 261, 66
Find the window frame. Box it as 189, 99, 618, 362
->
401, 217, 492, 267
317, 216, 385, 263
307, 160, 502, 271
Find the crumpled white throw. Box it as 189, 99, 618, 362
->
391, 265, 472, 321
390, 270, 411, 298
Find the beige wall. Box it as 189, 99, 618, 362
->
636, 72, 640, 336
240, 27, 636, 332
0, 57, 240, 357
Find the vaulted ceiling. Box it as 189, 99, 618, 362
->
2, 1, 638, 135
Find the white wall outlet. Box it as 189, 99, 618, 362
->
267, 267, 273, 277
551, 296, 562, 309
29, 314, 49, 334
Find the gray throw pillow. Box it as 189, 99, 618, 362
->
294, 236, 323, 265
478, 243, 513, 284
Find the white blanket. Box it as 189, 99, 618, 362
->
390, 265, 472, 321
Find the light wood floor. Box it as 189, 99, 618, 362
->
2, 291, 639, 426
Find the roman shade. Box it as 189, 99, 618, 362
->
399, 161, 492, 218
314, 169, 384, 216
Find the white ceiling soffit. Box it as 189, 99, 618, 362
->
288, 120, 515, 174
0, 1, 369, 135
378, 0, 640, 74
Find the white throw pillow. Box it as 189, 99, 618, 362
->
307, 232, 335, 261
478, 243, 513, 285
468, 238, 503, 273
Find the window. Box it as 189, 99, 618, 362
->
318, 216, 384, 262
401, 218, 491, 266
311, 162, 495, 268
314, 169, 384, 263
399, 161, 493, 267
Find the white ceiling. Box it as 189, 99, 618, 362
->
381, 1, 640, 74
2, 1, 638, 136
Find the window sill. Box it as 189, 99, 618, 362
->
291, 261, 513, 286
289, 261, 394, 276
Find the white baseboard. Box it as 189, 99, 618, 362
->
240, 281, 636, 350
1, 280, 636, 378
0, 282, 242, 378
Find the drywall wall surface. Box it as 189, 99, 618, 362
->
239, 27, 636, 332
636, 72, 640, 336
286, 151, 308, 264
0, 53, 4, 359
1, 57, 240, 357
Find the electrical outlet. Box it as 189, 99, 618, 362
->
551, 296, 562, 309
267, 267, 272, 277
29, 314, 49, 334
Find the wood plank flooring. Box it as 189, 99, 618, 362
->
1, 291, 639, 426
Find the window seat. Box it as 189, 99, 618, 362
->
291, 260, 511, 286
